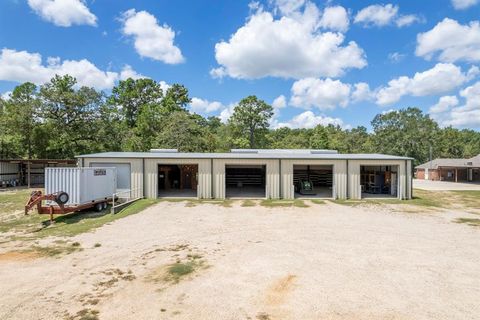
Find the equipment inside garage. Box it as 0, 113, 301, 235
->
360, 165, 398, 198
293, 165, 333, 198
157, 164, 198, 197
226, 164, 266, 198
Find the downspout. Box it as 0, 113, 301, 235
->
142, 158, 146, 199
404, 160, 408, 200
346, 159, 349, 199
279, 159, 282, 199
210, 158, 213, 199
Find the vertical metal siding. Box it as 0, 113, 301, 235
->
144, 158, 211, 199
0, 162, 20, 181
347, 160, 410, 200
45, 167, 115, 205
83, 158, 144, 199
280, 160, 347, 200
212, 159, 279, 199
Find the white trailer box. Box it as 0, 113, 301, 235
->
45, 167, 116, 205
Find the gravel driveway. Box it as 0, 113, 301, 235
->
1, 201, 479, 320
414, 179, 480, 191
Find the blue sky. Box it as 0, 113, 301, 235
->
1, 0, 480, 130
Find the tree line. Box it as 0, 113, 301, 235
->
1, 75, 479, 166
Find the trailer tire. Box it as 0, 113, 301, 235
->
55, 192, 69, 205
102, 202, 107, 210
94, 202, 103, 212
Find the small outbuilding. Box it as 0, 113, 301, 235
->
415, 154, 480, 183
76, 149, 413, 200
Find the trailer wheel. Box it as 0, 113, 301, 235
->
55, 192, 69, 205
102, 202, 107, 210
94, 202, 103, 212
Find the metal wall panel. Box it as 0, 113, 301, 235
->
83, 158, 144, 199
45, 167, 116, 205
280, 159, 347, 199
212, 159, 279, 199
347, 159, 412, 200
0, 162, 19, 181
144, 158, 211, 199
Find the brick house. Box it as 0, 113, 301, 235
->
415, 155, 480, 182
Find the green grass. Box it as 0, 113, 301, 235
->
0, 189, 158, 239
310, 199, 326, 205
455, 218, 480, 227
260, 199, 309, 208
241, 200, 257, 207
450, 191, 480, 208
332, 189, 443, 208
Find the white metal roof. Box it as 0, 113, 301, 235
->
76, 151, 413, 160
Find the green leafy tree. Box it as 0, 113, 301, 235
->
109, 78, 164, 128
229, 96, 273, 148
39, 75, 104, 158
156, 112, 208, 152
2, 83, 41, 158
161, 84, 191, 113
371, 107, 439, 165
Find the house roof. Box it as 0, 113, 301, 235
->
415, 154, 480, 169
76, 150, 413, 161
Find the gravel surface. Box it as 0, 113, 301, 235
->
1, 201, 479, 320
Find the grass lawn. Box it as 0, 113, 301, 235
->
0, 189, 158, 240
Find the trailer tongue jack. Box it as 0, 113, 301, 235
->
25, 190, 110, 223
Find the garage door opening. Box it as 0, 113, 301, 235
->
294, 165, 333, 198
225, 165, 266, 198
361, 165, 398, 198
158, 164, 198, 198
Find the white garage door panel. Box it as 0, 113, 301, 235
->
90, 163, 131, 190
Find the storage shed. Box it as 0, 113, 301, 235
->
77, 149, 413, 200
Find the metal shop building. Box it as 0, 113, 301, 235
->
76, 149, 413, 200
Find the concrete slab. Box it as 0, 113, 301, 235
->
413, 179, 480, 191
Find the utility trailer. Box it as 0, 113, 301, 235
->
24, 167, 116, 222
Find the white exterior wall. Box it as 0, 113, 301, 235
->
212, 159, 279, 199
45, 167, 116, 205
0, 162, 19, 181
347, 159, 412, 200
82, 157, 144, 199
144, 158, 211, 199
280, 159, 347, 200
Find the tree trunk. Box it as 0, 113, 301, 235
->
249, 127, 254, 148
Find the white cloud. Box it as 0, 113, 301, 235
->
218, 103, 237, 123
430, 82, 480, 127
354, 4, 422, 28
375, 63, 477, 106
416, 18, 480, 63
190, 97, 224, 114
318, 6, 350, 33
1, 91, 12, 101
272, 95, 287, 109
274, 110, 346, 129
27, 0, 97, 27
211, 2, 366, 79
354, 4, 398, 27
0, 48, 143, 90
396, 14, 424, 27
119, 65, 145, 80
388, 52, 406, 63
290, 78, 351, 110
351, 82, 373, 102
273, 0, 306, 16
451, 0, 479, 9
121, 9, 184, 64
429, 95, 459, 114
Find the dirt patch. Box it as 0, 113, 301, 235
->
265, 274, 297, 305
0, 251, 39, 262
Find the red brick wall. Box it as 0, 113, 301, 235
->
415, 169, 439, 180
